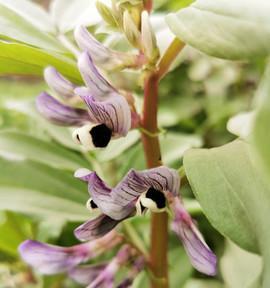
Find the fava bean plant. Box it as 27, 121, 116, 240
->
1, 0, 270, 287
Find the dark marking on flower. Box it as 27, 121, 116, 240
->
76, 134, 80, 142
146, 187, 166, 209
90, 199, 98, 209
90, 124, 112, 148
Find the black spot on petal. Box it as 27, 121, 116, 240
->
90, 200, 98, 209
90, 124, 112, 148
146, 187, 166, 209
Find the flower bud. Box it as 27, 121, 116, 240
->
96, 1, 118, 27
123, 10, 141, 47
141, 10, 160, 63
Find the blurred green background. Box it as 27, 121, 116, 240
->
0, 0, 266, 287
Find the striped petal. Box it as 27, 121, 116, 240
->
74, 26, 140, 71
170, 197, 217, 276
69, 264, 107, 285
36, 92, 89, 126
74, 169, 134, 220
44, 67, 76, 99
18, 240, 91, 274
87, 245, 132, 288
77, 52, 116, 98
74, 214, 120, 241
112, 166, 180, 206
78, 93, 131, 137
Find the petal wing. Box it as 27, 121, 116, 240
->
44, 67, 76, 99
36, 92, 89, 126
79, 93, 131, 136
19, 240, 89, 274
77, 52, 116, 98
74, 214, 120, 241
171, 197, 217, 276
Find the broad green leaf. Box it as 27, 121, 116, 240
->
252, 63, 270, 180
184, 279, 224, 288
0, 131, 88, 170
184, 140, 270, 287
0, 0, 54, 33
0, 4, 63, 52
0, 211, 32, 256
50, 0, 101, 33
160, 132, 202, 166
0, 188, 88, 222
166, 0, 270, 60
0, 41, 81, 82
96, 130, 140, 162
0, 157, 89, 221
169, 246, 193, 288
220, 241, 262, 288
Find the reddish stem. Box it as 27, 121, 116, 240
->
141, 72, 169, 288
143, 0, 153, 12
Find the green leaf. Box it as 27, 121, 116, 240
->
220, 240, 262, 288
160, 132, 202, 166
184, 279, 224, 288
0, 3, 63, 52
95, 130, 140, 162
166, 0, 270, 60
0, 0, 54, 33
0, 41, 81, 82
0, 157, 89, 221
0, 211, 32, 256
252, 63, 270, 180
184, 140, 270, 287
50, 0, 101, 33
0, 131, 88, 171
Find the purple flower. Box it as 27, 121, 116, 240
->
18, 231, 122, 275
74, 26, 146, 71
74, 166, 180, 240
169, 195, 217, 276
36, 52, 133, 150
74, 166, 217, 276
86, 244, 133, 288
68, 264, 107, 285
116, 256, 145, 288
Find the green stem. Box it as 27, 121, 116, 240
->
157, 38, 185, 80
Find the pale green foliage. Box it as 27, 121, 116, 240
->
166, 0, 270, 60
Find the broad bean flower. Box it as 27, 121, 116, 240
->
74, 165, 217, 276
37, 51, 137, 150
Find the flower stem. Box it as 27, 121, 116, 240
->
157, 38, 185, 80
141, 72, 168, 288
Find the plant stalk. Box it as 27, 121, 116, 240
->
141, 72, 169, 288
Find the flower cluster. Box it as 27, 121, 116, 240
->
19, 2, 217, 287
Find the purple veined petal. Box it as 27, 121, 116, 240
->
69, 264, 107, 285
75, 168, 134, 220
74, 214, 120, 241
79, 93, 131, 137
18, 240, 91, 274
77, 51, 116, 98
111, 166, 180, 206
74, 168, 94, 182
36, 92, 89, 126
87, 245, 132, 288
87, 172, 135, 220
44, 67, 76, 99
74, 26, 140, 71
117, 256, 145, 288
170, 197, 217, 276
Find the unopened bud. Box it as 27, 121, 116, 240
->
96, 1, 118, 27
141, 10, 160, 63
123, 10, 141, 47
